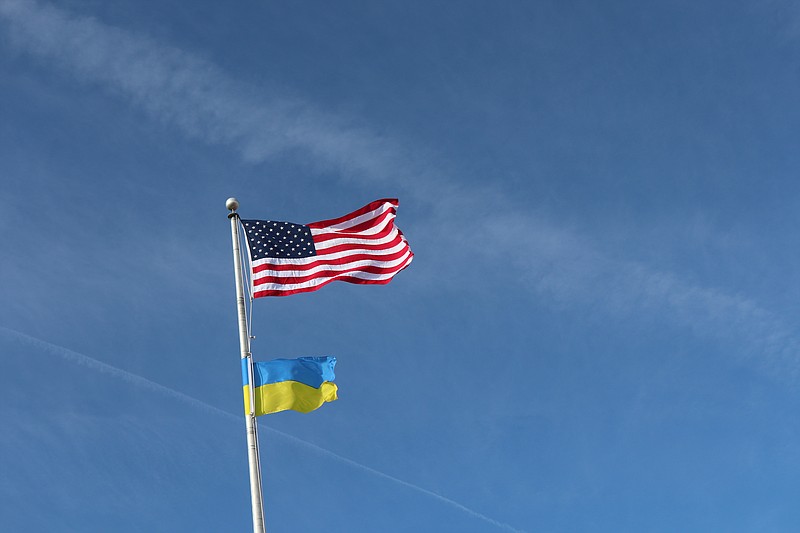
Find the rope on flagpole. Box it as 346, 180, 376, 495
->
237, 217, 256, 341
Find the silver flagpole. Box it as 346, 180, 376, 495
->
227, 197, 266, 533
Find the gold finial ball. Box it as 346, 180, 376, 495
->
226, 197, 240, 211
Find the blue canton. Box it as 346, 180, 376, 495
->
241, 220, 317, 260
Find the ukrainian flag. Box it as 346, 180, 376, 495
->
243, 356, 338, 416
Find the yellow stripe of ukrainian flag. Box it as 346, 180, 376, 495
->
243, 381, 338, 416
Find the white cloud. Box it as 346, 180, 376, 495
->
0, 0, 416, 182
1, 0, 797, 381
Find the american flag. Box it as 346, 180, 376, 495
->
241, 199, 413, 297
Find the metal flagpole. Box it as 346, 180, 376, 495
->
227, 197, 266, 533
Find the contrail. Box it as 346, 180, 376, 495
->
268, 429, 524, 532
0, 326, 525, 533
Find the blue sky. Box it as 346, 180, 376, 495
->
2, 0, 800, 531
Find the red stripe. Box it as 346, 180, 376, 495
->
252, 256, 413, 297
252, 245, 410, 274
315, 234, 405, 257
306, 199, 398, 229
310, 217, 396, 245
254, 276, 395, 298
253, 253, 413, 286
337, 207, 396, 234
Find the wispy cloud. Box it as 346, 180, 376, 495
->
1, 0, 798, 379
0, 0, 417, 182
0, 326, 525, 532
477, 212, 800, 379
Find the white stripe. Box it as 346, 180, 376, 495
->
251, 255, 317, 268
250, 239, 409, 269
253, 250, 412, 279
252, 250, 413, 280
311, 211, 395, 238
254, 255, 414, 293
313, 228, 400, 252
317, 239, 408, 259
311, 201, 396, 232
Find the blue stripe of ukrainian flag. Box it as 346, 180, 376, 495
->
242, 356, 338, 415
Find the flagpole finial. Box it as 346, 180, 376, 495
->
226, 197, 240, 212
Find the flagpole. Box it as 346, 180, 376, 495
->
227, 197, 266, 533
